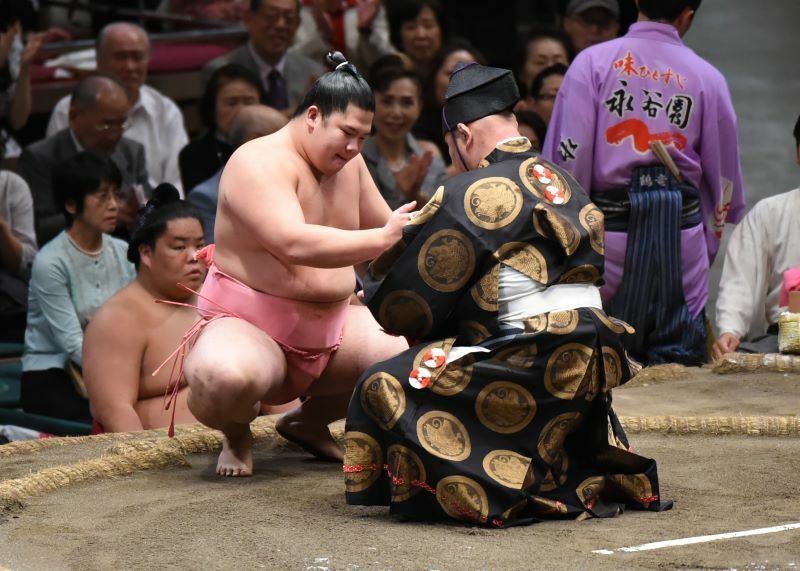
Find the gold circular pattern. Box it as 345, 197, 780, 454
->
470, 263, 500, 312
533, 203, 580, 255
559, 264, 600, 285
464, 177, 524, 230
502, 499, 530, 521
433, 354, 475, 396
436, 475, 490, 523
519, 158, 572, 205
409, 185, 444, 226
523, 314, 548, 334
529, 495, 568, 515
482, 450, 533, 489
497, 138, 532, 153
538, 411, 583, 464
378, 290, 433, 338
494, 343, 538, 369
343, 431, 383, 493
496, 242, 548, 284
589, 307, 629, 334
579, 203, 605, 255
584, 353, 601, 402
602, 346, 623, 389
546, 310, 580, 335
476, 381, 537, 434
459, 320, 491, 345
360, 372, 406, 430
577, 475, 605, 509
386, 444, 426, 502
418, 229, 476, 292
412, 343, 474, 396
608, 473, 654, 505
417, 411, 471, 461
539, 453, 569, 492
544, 343, 594, 400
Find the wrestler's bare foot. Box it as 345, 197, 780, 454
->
276, 409, 343, 462
217, 424, 253, 476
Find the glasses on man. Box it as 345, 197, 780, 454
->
92, 120, 131, 134
258, 9, 299, 27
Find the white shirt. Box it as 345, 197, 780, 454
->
715, 187, 800, 340
46, 84, 188, 195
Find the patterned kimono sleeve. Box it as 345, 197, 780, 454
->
364, 184, 493, 341
540, 53, 598, 192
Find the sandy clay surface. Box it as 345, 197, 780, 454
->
0, 368, 799, 570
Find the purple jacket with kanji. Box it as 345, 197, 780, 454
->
541, 21, 745, 316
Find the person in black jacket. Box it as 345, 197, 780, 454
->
178, 64, 263, 194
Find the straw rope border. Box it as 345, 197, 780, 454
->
1, 414, 800, 513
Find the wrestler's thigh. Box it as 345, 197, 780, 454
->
309, 305, 408, 397
184, 317, 287, 396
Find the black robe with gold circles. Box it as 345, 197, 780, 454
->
344, 137, 671, 526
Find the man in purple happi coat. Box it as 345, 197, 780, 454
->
542, 0, 745, 365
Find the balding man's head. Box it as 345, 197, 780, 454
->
96, 22, 150, 96
228, 105, 288, 148
68, 75, 131, 154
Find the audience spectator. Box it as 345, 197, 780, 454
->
46, 22, 188, 193
0, 138, 36, 342
21, 151, 136, 423
527, 63, 567, 125
711, 115, 800, 359
542, 0, 745, 365
83, 185, 205, 432
189, 104, 287, 244
0, 22, 44, 132
562, 0, 620, 54
204, 0, 324, 113
18, 75, 148, 246
363, 55, 446, 209
517, 28, 572, 96
385, 0, 444, 75
514, 109, 547, 152
179, 64, 263, 193
413, 38, 484, 164
294, 0, 393, 71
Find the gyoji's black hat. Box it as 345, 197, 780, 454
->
441, 62, 520, 134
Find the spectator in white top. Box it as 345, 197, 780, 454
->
45, 22, 189, 195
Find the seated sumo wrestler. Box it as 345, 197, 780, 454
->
82, 185, 206, 432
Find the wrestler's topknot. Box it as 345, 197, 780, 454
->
327, 51, 358, 77
291, 51, 374, 119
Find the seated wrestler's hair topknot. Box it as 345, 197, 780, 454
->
292, 51, 375, 119
127, 183, 204, 269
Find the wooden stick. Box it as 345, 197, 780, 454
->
649, 140, 684, 183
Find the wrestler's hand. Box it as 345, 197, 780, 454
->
382, 201, 417, 245
711, 332, 740, 362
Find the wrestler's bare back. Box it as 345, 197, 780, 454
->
213, 129, 371, 303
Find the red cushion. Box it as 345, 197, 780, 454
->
147, 42, 234, 73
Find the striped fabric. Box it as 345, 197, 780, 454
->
607, 165, 707, 365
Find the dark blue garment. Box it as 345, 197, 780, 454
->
607, 165, 707, 366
